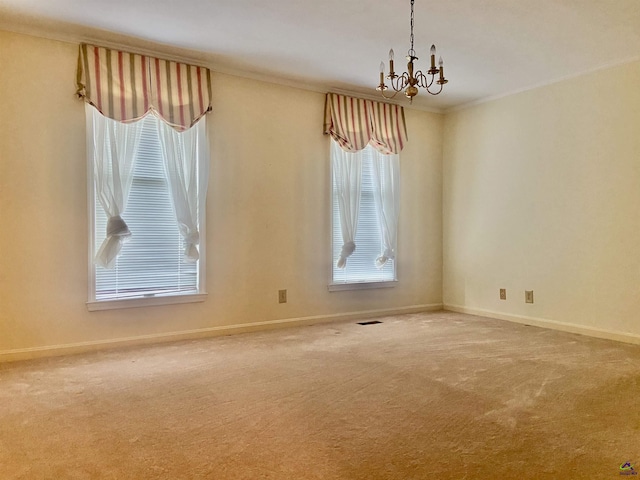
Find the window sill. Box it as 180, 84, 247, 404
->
328, 280, 397, 292
87, 293, 207, 311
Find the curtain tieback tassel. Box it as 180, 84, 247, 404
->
106, 215, 131, 238
375, 248, 395, 268
183, 230, 200, 262
337, 241, 356, 269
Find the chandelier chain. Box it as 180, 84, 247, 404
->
408, 0, 415, 57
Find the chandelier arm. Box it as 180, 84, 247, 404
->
414, 71, 434, 89
389, 73, 410, 93
425, 82, 444, 95
379, 89, 402, 100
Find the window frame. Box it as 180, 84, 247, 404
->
85, 109, 208, 311
328, 143, 398, 291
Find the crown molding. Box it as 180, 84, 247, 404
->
0, 13, 443, 114
446, 54, 640, 114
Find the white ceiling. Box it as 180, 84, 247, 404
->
1, 0, 640, 111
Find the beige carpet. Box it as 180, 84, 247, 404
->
1, 311, 640, 479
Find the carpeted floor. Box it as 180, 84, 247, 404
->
1, 311, 639, 479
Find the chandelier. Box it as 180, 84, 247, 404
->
377, 0, 448, 102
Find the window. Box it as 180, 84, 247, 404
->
87, 109, 207, 309
331, 143, 398, 288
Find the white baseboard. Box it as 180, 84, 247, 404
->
444, 304, 640, 346
0, 303, 442, 363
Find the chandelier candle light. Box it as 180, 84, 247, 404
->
377, 0, 448, 102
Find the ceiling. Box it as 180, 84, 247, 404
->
1, 0, 640, 111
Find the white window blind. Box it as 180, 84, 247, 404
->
93, 114, 200, 300
332, 145, 396, 284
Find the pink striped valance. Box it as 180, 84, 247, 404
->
323, 93, 408, 154
76, 43, 212, 131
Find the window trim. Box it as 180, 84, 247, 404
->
328, 280, 397, 292
87, 293, 207, 311
85, 108, 207, 310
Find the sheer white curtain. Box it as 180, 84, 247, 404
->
331, 140, 362, 268
371, 149, 400, 268
88, 105, 144, 268
157, 116, 209, 262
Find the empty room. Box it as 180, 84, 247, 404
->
1, 0, 640, 478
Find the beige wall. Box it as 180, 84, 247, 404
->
0, 31, 443, 358
443, 60, 640, 340
2, 26, 639, 359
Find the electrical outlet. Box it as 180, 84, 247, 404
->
525, 290, 534, 304
500, 289, 506, 300
278, 289, 287, 304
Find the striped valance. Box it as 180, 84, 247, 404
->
323, 93, 408, 154
76, 43, 212, 131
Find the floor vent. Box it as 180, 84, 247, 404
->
357, 320, 383, 326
